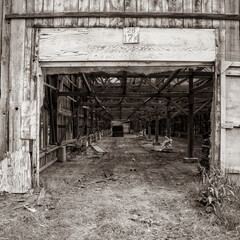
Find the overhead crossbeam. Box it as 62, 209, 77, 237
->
169, 99, 188, 115
127, 69, 182, 119
58, 91, 212, 98
192, 80, 213, 93
194, 99, 212, 115
82, 73, 113, 119
145, 78, 159, 91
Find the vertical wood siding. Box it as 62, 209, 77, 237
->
17, 0, 239, 62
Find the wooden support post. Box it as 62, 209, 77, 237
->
188, 73, 195, 158
134, 120, 138, 134
154, 116, 160, 145
86, 109, 89, 136
167, 98, 171, 138
142, 120, 146, 137
76, 104, 80, 138
57, 146, 66, 163
148, 118, 151, 140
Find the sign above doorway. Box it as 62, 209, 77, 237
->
123, 27, 140, 44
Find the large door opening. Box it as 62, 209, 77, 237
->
39, 64, 214, 172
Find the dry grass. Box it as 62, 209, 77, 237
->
188, 169, 240, 233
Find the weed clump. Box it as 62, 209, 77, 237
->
189, 168, 240, 231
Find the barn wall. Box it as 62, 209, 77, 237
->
0, 0, 40, 193
0, 0, 240, 192
8, 0, 240, 62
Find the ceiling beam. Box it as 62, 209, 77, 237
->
82, 73, 113, 119
192, 80, 213, 93
127, 69, 182, 119
58, 91, 212, 98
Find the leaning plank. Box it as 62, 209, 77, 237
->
39, 157, 58, 173
91, 145, 107, 153
37, 188, 46, 206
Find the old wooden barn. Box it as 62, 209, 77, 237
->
0, 0, 240, 194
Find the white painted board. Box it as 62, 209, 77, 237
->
39, 28, 216, 62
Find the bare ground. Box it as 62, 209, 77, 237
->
0, 135, 239, 240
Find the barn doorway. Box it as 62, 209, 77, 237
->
39, 64, 214, 172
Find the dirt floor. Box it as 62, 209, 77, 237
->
0, 135, 239, 240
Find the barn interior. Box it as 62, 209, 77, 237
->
39, 65, 214, 172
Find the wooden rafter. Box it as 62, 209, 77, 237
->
192, 80, 213, 93
127, 69, 182, 119
82, 73, 113, 119
194, 99, 212, 115
169, 99, 188, 115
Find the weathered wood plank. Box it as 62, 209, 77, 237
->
64, 0, 79, 26
11, 0, 26, 13
0, 158, 9, 191
137, 0, 148, 27
53, 0, 65, 26
9, 21, 25, 151
184, 0, 193, 27
0, 0, 11, 161
0, 0, 3, 158
162, 0, 169, 27
125, 0, 137, 27
43, 0, 54, 26
148, 0, 162, 27
39, 28, 216, 62
0, 0, 2, 59
43, 0, 54, 12
220, 63, 240, 173
212, 0, 225, 61
201, 0, 212, 28
193, 0, 202, 27
34, 0, 43, 25
169, 0, 183, 27
78, 0, 89, 27
21, 101, 37, 139
175, 0, 184, 27
108, 0, 124, 27
225, 0, 240, 61
8, 12, 240, 21
109, 0, 124, 27
0, 148, 31, 193
89, 0, 100, 27
23, 27, 32, 101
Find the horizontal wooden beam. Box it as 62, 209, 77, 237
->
127, 69, 181, 119
5, 12, 240, 21
87, 71, 213, 78
57, 91, 212, 98
78, 102, 165, 107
